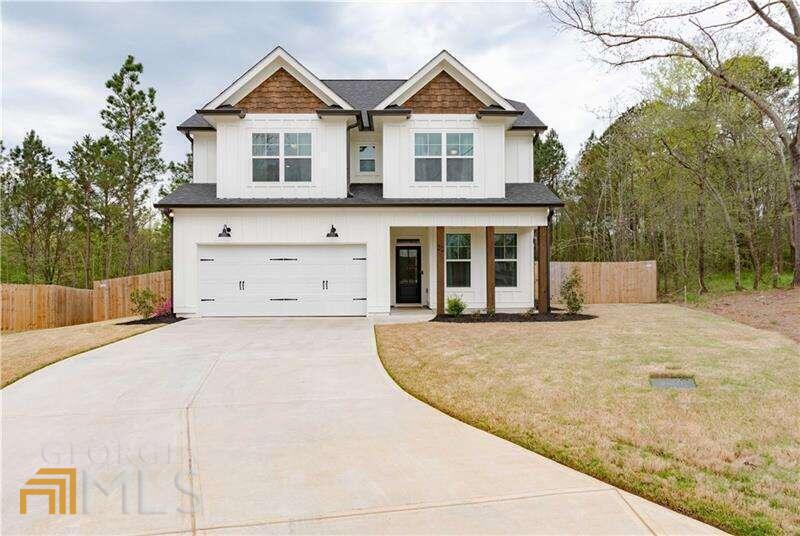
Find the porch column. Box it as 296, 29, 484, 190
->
485, 226, 495, 312
436, 226, 445, 315
536, 225, 551, 314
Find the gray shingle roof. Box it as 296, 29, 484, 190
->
507, 99, 547, 130
179, 80, 546, 131
155, 183, 562, 208
178, 113, 213, 131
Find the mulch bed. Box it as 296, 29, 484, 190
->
431, 312, 596, 323
117, 314, 185, 326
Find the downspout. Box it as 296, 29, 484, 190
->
161, 208, 175, 316
346, 122, 358, 197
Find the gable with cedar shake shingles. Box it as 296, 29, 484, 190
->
402, 71, 485, 113
236, 68, 326, 113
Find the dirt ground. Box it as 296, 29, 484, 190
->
692, 288, 800, 342
1, 318, 164, 387
376, 304, 800, 534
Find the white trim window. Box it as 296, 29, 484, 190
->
445, 233, 471, 287
414, 132, 474, 182
358, 144, 377, 173
445, 133, 474, 182
252, 132, 312, 182
414, 133, 442, 182
252, 133, 279, 182
494, 233, 517, 287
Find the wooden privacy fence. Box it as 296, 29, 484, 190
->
537, 261, 658, 304
1, 271, 171, 331
93, 271, 171, 322
1, 284, 94, 331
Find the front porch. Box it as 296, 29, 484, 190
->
388, 224, 551, 315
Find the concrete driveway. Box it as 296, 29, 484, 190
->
2, 317, 721, 535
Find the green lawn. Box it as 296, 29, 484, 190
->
375, 304, 800, 535
679, 271, 794, 304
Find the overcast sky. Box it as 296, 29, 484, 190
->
3, 1, 648, 164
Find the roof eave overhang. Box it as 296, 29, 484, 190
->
196, 108, 247, 118
155, 201, 564, 209
476, 109, 524, 119
316, 108, 360, 119
509, 125, 548, 132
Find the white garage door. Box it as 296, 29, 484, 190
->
198, 244, 367, 316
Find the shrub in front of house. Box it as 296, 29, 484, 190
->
560, 267, 585, 314
445, 295, 467, 316
153, 298, 172, 318
130, 288, 159, 319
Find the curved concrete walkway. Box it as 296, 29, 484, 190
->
2, 317, 723, 534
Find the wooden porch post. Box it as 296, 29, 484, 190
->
436, 226, 445, 315
485, 226, 495, 312
536, 225, 551, 314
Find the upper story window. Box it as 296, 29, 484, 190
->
358, 144, 376, 173
252, 132, 312, 183
446, 133, 474, 182
414, 132, 473, 182
494, 233, 517, 287
445, 233, 471, 287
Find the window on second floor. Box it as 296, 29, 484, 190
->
494, 233, 517, 287
252, 132, 312, 182
358, 144, 376, 173
414, 132, 474, 182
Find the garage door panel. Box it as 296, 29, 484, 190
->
198, 245, 367, 316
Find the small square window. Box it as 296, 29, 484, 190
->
358, 144, 376, 173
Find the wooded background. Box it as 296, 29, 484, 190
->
3, 2, 799, 299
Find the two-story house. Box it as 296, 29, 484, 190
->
155, 47, 562, 317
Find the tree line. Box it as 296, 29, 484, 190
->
1, 56, 189, 288
537, 55, 793, 296
539, 0, 800, 292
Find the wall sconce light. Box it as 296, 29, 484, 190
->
168, 210, 174, 219
218, 225, 231, 238
326, 225, 339, 238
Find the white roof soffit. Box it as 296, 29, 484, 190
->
375, 50, 514, 111
204, 46, 352, 110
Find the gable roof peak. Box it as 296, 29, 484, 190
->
204, 47, 352, 110
374, 49, 514, 112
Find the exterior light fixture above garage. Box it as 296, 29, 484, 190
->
326, 225, 339, 238
218, 225, 231, 238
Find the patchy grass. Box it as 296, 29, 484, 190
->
687, 288, 799, 344
375, 304, 800, 535
1, 318, 165, 387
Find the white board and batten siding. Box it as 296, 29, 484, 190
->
214, 114, 348, 199
192, 131, 217, 183
505, 132, 534, 183
198, 244, 367, 316
381, 114, 507, 198
173, 207, 549, 317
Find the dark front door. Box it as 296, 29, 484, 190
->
396, 246, 422, 304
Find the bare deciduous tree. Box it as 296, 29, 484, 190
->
543, 0, 800, 286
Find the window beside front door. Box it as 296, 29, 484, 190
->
414, 132, 474, 182
358, 144, 376, 173
446, 233, 471, 287
252, 132, 312, 182
494, 233, 517, 287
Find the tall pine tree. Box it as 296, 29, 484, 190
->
101, 55, 164, 275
